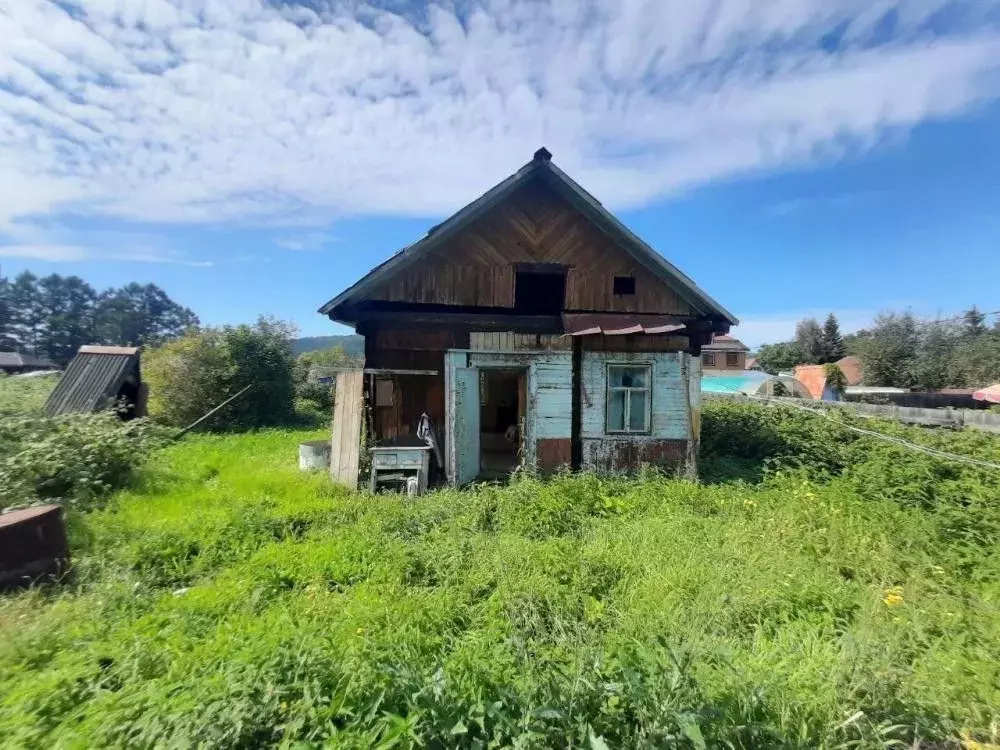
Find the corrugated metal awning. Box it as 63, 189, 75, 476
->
562, 313, 687, 336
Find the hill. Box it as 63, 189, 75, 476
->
292, 334, 364, 357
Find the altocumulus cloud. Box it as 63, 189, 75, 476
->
2, 0, 1000, 239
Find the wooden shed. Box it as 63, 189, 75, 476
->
44, 346, 145, 418
319, 148, 737, 487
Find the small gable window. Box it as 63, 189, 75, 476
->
613, 276, 636, 296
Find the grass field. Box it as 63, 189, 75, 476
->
0, 372, 58, 416
2, 422, 999, 748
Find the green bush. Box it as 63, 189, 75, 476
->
0, 412, 165, 512
144, 317, 296, 430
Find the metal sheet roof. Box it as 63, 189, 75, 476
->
44, 349, 139, 416
562, 313, 687, 337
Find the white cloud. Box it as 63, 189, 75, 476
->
0, 244, 88, 262
276, 232, 337, 251
0, 0, 999, 233
0, 229, 210, 266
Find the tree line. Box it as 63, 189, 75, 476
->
0, 271, 198, 366
755, 307, 1000, 390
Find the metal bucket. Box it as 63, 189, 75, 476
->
299, 440, 331, 472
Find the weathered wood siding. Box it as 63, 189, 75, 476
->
580, 351, 698, 474
367, 180, 697, 315
469, 332, 571, 351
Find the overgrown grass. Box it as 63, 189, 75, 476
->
1, 412, 999, 748
0, 372, 58, 416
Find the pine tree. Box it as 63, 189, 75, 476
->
962, 306, 987, 338
821, 313, 846, 364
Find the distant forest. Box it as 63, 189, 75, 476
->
0, 271, 198, 366
754, 307, 1000, 390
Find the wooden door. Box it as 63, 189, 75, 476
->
449, 367, 480, 485
330, 369, 364, 488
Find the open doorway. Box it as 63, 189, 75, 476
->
479, 369, 525, 478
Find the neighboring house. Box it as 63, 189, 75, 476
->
745, 356, 762, 371
701, 335, 750, 370
319, 148, 737, 486
0, 352, 58, 375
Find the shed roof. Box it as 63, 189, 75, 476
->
319, 148, 737, 328
44, 346, 140, 416
0, 351, 58, 369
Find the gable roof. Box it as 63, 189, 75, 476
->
702, 335, 750, 352
319, 148, 737, 327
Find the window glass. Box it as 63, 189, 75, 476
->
703, 353, 716, 367
628, 391, 647, 431
607, 364, 651, 433
726, 352, 740, 367
608, 390, 626, 431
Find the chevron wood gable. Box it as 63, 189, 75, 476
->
365, 180, 696, 316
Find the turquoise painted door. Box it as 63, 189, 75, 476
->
451, 367, 480, 485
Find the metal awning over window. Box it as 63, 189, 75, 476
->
561, 313, 687, 336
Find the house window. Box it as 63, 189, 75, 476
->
703, 352, 716, 368
515, 269, 565, 314
613, 276, 636, 295
607, 364, 651, 433
726, 352, 740, 367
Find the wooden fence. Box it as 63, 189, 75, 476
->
704, 392, 1000, 434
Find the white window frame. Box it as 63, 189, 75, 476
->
606, 363, 652, 434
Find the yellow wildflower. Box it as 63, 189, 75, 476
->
883, 586, 904, 607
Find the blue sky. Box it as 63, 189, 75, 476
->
2, 0, 999, 347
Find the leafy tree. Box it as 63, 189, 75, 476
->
755, 341, 804, 375
951, 329, 1000, 387
822, 363, 848, 398
821, 313, 846, 363
794, 319, 825, 364
144, 317, 296, 430
854, 312, 920, 388
38, 275, 97, 365
94, 283, 198, 347
911, 320, 958, 391
962, 305, 988, 339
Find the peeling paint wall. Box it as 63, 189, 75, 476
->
446, 348, 701, 478
580, 351, 698, 474
445, 350, 571, 471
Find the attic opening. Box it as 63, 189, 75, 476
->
514, 267, 566, 315
613, 276, 636, 296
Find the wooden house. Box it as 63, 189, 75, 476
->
319, 148, 737, 486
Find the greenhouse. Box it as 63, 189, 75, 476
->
701, 370, 813, 399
